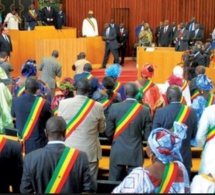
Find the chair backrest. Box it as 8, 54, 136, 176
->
96, 180, 121, 193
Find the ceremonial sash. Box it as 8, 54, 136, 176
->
101, 92, 117, 109
206, 93, 215, 107
19, 97, 45, 154
113, 101, 143, 141
191, 90, 200, 101
172, 105, 191, 132
180, 96, 186, 104
86, 18, 95, 31
66, 98, 95, 138
28, 10, 42, 25
140, 79, 153, 94
0, 136, 7, 152
113, 82, 122, 93
17, 85, 25, 97
181, 80, 188, 91
204, 126, 215, 148
157, 162, 178, 193
45, 147, 79, 193
86, 73, 93, 81
53, 107, 58, 116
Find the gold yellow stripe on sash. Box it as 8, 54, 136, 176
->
0, 136, 7, 152
141, 79, 153, 94
86, 74, 93, 81
45, 148, 79, 193
113, 82, 121, 93
17, 85, 25, 97
86, 18, 95, 31
206, 93, 215, 107
191, 90, 200, 100
181, 80, 188, 91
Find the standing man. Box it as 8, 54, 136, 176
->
0, 27, 13, 57
189, 23, 204, 46
106, 82, 152, 181
0, 135, 23, 193
174, 22, 190, 51
159, 19, 172, 47
20, 116, 96, 193
171, 22, 177, 46
82, 10, 98, 37
152, 85, 197, 178
118, 22, 128, 66
41, 0, 56, 26
54, 3, 66, 30
155, 21, 164, 46
58, 78, 106, 181
38, 50, 62, 98
100, 23, 119, 69
72, 52, 90, 74
109, 18, 119, 35
11, 76, 52, 154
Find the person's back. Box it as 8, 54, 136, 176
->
20, 116, 96, 193
0, 136, 23, 193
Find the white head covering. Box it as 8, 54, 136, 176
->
173, 66, 183, 78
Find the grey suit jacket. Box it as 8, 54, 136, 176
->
174, 28, 190, 51
38, 56, 62, 89
106, 100, 152, 166
58, 95, 106, 162
102, 27, 119, 49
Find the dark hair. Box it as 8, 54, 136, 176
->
83, 63, 92, 72
52, 50, 59, 58
0, 51, 8, 58
25, 76, 39, 94
76, 78, 90, 95
102, 76, 115, 99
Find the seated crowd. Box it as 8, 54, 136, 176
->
0, 45, 215, 193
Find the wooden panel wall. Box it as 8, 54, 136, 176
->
63, 0, 215, 57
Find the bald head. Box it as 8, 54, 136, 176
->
125, 82, 139, 98
52, 50, 59, 58
76, 78, 90, 95
45, 116, 67, 141
25, 76, 39, 94
166, 85, 182, 103
195, 65, 205, 76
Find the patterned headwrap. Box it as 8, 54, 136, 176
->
141, 63, 155, 78
59, 77, 75, 97
148, 122, 187, 164
196, 74, 213, 91
105, 64, 122, 80
21, 59, 37, 77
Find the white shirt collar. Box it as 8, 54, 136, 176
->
48, 141, 65, 145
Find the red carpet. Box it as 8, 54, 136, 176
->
92, 60, 138, 84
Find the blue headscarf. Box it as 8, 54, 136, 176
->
196, 74, 213, 91
148, 122, 187, 164
21, 59, 37, 77
105, 64, 122, 79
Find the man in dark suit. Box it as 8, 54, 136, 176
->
0, 27, 13, 57
203, 41, 212, 67
189, 23, 204, 46
174, 22, 190, 51
117, 22, 128, 66
41, 0, 56, 26
109, 18, 119, 35
159, 19, 172, 47
106, 82, 152, 181
74, 63, 99, 98
0, 135, 23, 193
187, 17, 204, 33
20, 116, 96, 193
155, 21, 163, 46
100, 23, 119, 69
55, 3, 66, 30
171, 22, 177, 46
152, 85, 197, 178
11, 76, 52, 154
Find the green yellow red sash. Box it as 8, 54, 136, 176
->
53, 107, 58, 116
204, 126, 215, 148
28, 10, 42, 25
87, 18, 95, 31
19, 97, 45, 155
181, 80, 188, 91
113, 82, 122, 93
157, 162, 178, 193
66, 98, 95, 138
101, 92, 117, 108
206, 93, 215, 107
17, 85, 25, 97
172, 105, 191, 132
0, 136, 7, 152
191, 90, 200, 101
86, 73, 93, 81
180, 96, 186, 105
140, 79, 153, 94
45, 147, 79, 193
113, 101, 142, 141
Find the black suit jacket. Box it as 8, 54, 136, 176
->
0, 34, 13, 56
152, 102, 197, 171
11, 94, 52, 154
117, 28, 128, 47
155, 26, 163, 45
20, 143, 96, 193
55, 11, 66, 29
25, 10, 40, 30
159, 26, 173, 46
0, 138, 23, 193
41, 6, 56, 25
106, 100, 152, 166
189, 28, 204, 44
102, 27, 119, 49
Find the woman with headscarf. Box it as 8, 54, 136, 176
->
102, 64, 126, 101
13, 59, 51, 100
135, 63, 165, 117
112, 122, 190, 193
51, 77, 75, 116
138, 23, 153, 46
191, 74, 214, 123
